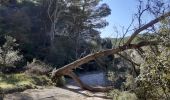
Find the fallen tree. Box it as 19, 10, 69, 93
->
51, 11, 170, 92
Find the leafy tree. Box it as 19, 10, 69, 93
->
45, 0, 111, 66
0, 0, 50, 62
133, 18, 170, 99
0, 0, 111, 67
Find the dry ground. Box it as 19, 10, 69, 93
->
4, 72, 112, 100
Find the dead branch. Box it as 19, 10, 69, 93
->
125, 11, 170, 45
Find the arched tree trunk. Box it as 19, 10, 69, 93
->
51, 11, 170, 92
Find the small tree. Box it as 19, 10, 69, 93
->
0, 36, 23, 72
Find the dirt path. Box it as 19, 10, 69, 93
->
4, 86, 110, 100
4, 72, 112, 100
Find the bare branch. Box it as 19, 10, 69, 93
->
125, 11, 170, 45
119, 18, 135, 46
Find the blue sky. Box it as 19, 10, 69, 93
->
100, 0, 138, 38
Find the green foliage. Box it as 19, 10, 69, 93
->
109, 89, 138, 100
0, 36, 23, 72
108, 18, 170, 100
47, 36, 76, 67
111, 35, 143, 47
0, 0, 111, 68
25, 58, 53, 75
55, 76, 66, 87
0, 73, 53, 93
123, 74, 136, 90
40, 0, 111, 68
0, 0, 50, 62
133, 18, 170, 100
135, 46, 170, 99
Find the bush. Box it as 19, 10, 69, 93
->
25, 59, 66, 87
134, 46, 170, 100
25, 59, 53, 75
0, 36, 23, 73
0, 73, 53, 94
109, 89, 138, 100
55, 76, 66, 87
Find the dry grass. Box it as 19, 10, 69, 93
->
0, 73, 53, 93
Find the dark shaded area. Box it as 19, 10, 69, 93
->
0, 0, 111, 72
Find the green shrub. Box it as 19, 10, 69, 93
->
109, 89, 138, 100
0, 36, 23, 73
25, 59, 53, 75
0, 73, 53, 93
55, 76, 66, 87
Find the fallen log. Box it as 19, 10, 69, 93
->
51, 41, 158, 79
51, 41, 157, 92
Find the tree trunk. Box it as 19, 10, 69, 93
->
51, 41, 158, 92
51, 41, 158, 78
